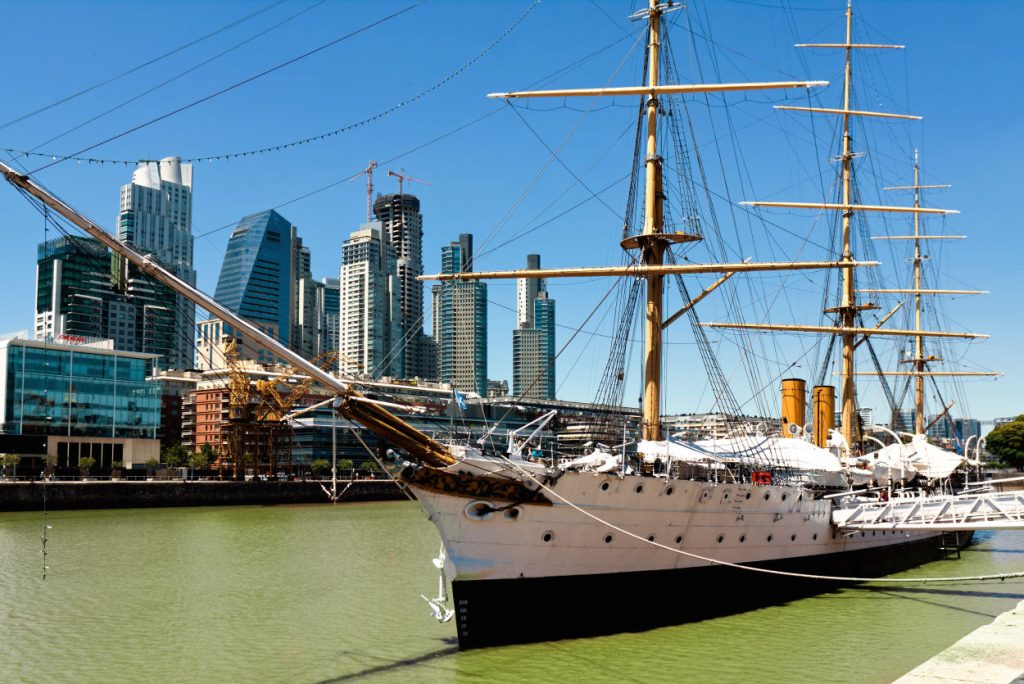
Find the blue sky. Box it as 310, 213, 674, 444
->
0, 0, 1020, 424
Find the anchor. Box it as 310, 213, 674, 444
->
420, 545, 454, 623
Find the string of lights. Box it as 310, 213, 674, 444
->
3, 0, 539, 169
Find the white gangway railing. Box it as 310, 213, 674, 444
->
833, 489, 1024, 532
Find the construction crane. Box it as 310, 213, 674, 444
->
352, 160, 378, 221
222, 338, 255, 478
253, 352, 338, 477
387, 168, 431, 196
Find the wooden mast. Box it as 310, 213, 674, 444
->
879, 154, 998, 433
838, 0, 858, 449
911, 155, 926, 433
739, 2, 913, 449
641, 0, 666, 440
431, 2, 830, 444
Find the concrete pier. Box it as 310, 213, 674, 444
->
895, 598, 1024, 683
0, 479, 407, 511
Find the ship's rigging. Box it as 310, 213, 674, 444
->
1, 1, 1019, 653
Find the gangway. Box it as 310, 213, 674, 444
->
832, 489, 1024, 532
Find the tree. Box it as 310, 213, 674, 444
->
310, 459, 329, 477
0, 453, 20, 479
986, 416, 1024, 470
199, 443, 217, 466
78, 456, 96, 476
146, 458, 159, 475
337, 459, 354, 479
189, 450, 210, 471
162, 443, 189, 468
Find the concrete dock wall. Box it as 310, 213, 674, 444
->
0, 480, 407, 511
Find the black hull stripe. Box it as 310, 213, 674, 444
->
450, 532, 972, 649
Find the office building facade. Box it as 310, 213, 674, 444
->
0, 337, 160, 468
34, 235, 177, 367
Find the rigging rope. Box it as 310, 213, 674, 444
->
27, 1, 430, 175
9, 0, 541, 169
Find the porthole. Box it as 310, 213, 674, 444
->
464, 501, 493, 521
600, 481, 610, 491
504, 507, 521, 521
861, 531, 865, 538
790, 534, 797, 542
604, 534, 614, 544
542, 531, 554, 543
872, 531, 876, 536
635, 484, 644, 494
675, 535, 684, 544
767, 534, 773, 543
647, 535, 656, 542
745, 492, 751, 500
812, 533, 818, 541
739, 534, 746, 543
716, 534, 725, 544
701, 491, 710, 501
763, 492, 771, 501
723, 491, 730, 501
798, 494, 804, 502
781, 493, 788, 502
665, 486, 674, 496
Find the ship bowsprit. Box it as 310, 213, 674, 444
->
832, 490, 1024, 532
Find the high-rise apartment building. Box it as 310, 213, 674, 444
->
372, 193, 435, 378
118, 156, 195, 370
516, 254, 542, 328
512, 254, 556, 399
433, 234, 487, 395
339, 222, 402, 378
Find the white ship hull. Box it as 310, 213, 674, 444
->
404, 462, 956, 648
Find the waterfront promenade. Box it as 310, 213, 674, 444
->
896, 598, 1024, 683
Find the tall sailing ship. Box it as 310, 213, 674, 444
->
3, 0, 1021, 650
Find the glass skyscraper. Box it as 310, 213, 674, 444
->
34, 235, 177, 369
212, 209, 297, 359
317, 277, 340, 371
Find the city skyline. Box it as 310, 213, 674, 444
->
0, 1, 1019, 421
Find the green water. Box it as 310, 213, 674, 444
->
1, 501, 1021, 683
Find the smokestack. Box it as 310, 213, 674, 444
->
812, 385, 835, 448
780, 378, 806, 439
